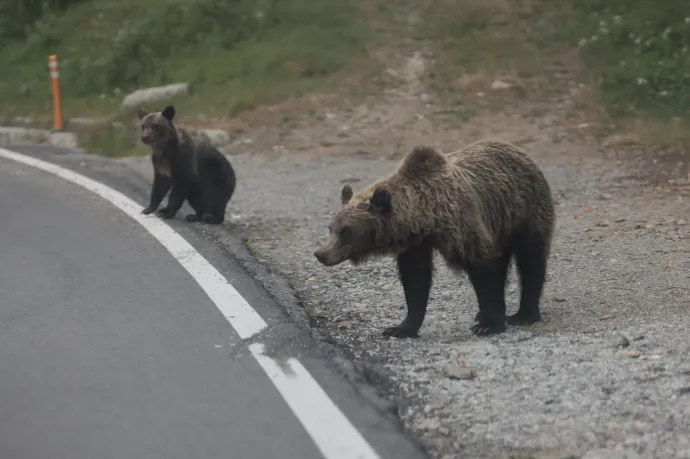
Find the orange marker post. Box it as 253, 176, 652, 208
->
49, 55, 64, 131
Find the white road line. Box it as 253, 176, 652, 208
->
250, 343, 380, 459
0, 147, 382, 459
0, 147, 267, 340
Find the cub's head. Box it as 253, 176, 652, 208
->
137, 105, 176, 147
314, 183, 392, 267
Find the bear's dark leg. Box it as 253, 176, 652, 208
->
201, 182, 228, 225
384, 238, 434, 338
472, 251, 512, 324
142, 173, 172, 215
158, 184, 188, 219
184, 185, 205, 222
466, 257, 510, 336
508, 232, 548, 326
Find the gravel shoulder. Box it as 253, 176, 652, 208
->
120, 134, 690, 459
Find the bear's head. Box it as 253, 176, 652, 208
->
137, 105, 176, 148
314, 183, 392, 266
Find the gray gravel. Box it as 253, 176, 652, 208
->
120, 138, 690, 459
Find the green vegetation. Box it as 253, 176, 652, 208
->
0, 0, 378, 119
2, 0, 689, 150
570, 0, 690, 121
419, 0, 565, 100
420, 0, 690, 139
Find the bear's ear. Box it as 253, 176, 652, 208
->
369, 187, 391, 214
136, 108, 149, 120
161, 105, 176, 122
340, 184, 353, 206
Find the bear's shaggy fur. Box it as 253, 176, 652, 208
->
314, 139, 556, 338
137, 105, 236, 224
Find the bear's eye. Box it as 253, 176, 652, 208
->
340, 226, 352, 237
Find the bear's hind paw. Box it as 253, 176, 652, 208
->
471, 322, 506, 336
506, 311, 541, 326
382, 321, 420, 339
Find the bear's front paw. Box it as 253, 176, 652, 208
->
157, 208, 175, 219
382, 320, 420, 339
506, 310, 541, 326
141, 206, 156, 215
201, 213, 224, 225
471, 322, 506, 336
184, 213, 201, 222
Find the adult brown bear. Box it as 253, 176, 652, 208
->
314, 139, 556, 338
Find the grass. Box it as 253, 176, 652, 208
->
3, 0, 689, 153
418, 0, 566, 102
0, 0, 382, 123
419, 0, 690, 146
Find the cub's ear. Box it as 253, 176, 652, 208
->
340, 184, 353, 206
369, 186, 391, 214
136, 108, 149, 120
161, 105, 176, 121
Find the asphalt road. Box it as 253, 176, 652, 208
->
0, 149, 428, 459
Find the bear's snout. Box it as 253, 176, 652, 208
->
314, 247, 343, 266
314, 250, 326, 264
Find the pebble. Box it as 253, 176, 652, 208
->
442, 364, 476, 380
616, 349, 641, 358
613, 335, 630, 348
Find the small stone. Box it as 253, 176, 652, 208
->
616, 349, 641, 358
677, 219, 686, 226
615, 217, 626, 223
582, 448, 625, 459
120, 82, 189, 110
613, 335, 630, 348
197, 128, 230, 147
442, 364, 475, 380
633, 335, 645, 341
491, 79, 512, 90
553, 297, 566, 302
679, 387, 690, 395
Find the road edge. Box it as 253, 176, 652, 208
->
0, 143, 430, 459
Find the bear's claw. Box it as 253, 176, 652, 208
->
382, 323, 419, 338
506, 311, 541, 326
471, 322, 506, 336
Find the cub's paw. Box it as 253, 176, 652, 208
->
141, 206, 156, 215
506, 311, 541, 326
157, 209, 175, 219
382, 321, 420, 339
471, 322, 506, 336
184, 214, 201, 222
201, 213, 224, 225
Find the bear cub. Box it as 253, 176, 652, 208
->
314, 139, 556, 338
137, 105, 236, 224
